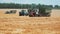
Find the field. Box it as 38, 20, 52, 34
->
51, 9, 60, 17
0, 9, 60, 34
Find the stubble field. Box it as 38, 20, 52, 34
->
0, 9, 60, 34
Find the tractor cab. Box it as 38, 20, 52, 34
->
19, 10, 28, 16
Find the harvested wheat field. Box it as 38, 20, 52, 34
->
0, 9, 60, 34
51, 9, 60, 17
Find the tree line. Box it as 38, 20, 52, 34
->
0, 3, 52, 9
0, 3, 60, 9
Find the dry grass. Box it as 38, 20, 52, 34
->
0, 9, 60, 34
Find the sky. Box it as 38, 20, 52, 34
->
0, 0, 60, 6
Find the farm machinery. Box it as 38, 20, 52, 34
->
19, 8, 51, 17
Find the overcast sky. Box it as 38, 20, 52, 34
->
0, 0, 60, 6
